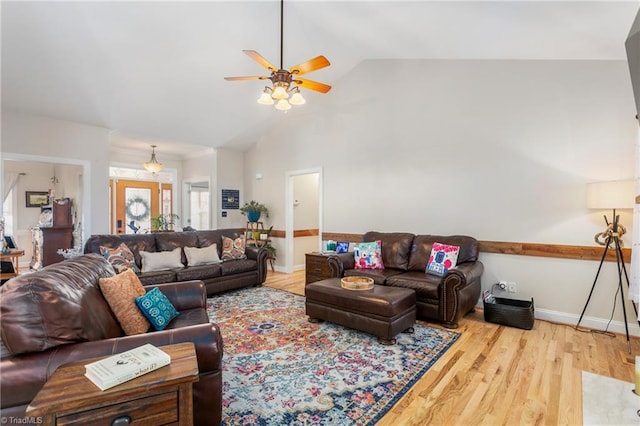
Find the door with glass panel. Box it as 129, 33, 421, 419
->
111, 180, 173, 234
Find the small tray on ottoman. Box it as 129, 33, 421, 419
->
341, 276, 374, 291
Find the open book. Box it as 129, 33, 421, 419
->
84, 344, 171, 391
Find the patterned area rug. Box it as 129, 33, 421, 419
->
207, 286, 459, 425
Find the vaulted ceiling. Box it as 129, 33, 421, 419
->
2, 1, 638, 154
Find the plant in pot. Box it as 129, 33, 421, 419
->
150, 213, 180, 231
240, 200, 269, 223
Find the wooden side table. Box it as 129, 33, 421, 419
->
0, 249, 25, 280
305, 252, 334, 284
26, 342, 199, 426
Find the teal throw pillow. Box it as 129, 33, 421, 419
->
135, 287, 179, 331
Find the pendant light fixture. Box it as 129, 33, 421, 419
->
143, 145, 164, 174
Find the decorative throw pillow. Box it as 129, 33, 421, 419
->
184, 244, 221, 267
354, 240, 384, 270
100, 243, 140, 274
426, 242, 460, 276
139, 247, 183, 273
221, 236, 247, 261
135, 287, 179, 331
98, 268, 150, 335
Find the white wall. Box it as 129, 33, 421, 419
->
217, 148, 244, 229
244, 59, 639, 333
1, 111, 110, 236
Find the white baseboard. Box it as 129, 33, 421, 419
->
532, 308, 640, 337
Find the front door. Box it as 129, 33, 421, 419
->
111, 179, 173, 234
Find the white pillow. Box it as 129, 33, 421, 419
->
184, 244, 221, 267
140, 247, 183, 273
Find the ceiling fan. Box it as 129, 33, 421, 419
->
224, 0, 331, 110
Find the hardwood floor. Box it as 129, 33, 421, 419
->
264, 270, 640, 425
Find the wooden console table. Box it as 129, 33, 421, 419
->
26, 342, 199, 425
305, 252, 334, 284
0, 249, 25, 280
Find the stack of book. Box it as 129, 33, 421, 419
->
84, 344, 171, 390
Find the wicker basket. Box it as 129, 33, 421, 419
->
483, 297, 534, 330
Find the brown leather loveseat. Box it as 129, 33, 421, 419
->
0, 254, 223, 425
84, 228, 268, 296
327, 232, 484, 328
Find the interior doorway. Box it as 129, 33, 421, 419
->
182, 178, 211, 231
285, 168, 322, 273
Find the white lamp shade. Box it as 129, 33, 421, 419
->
272, 85, 289, 100
586, 180, 635, 209
275, 99, 291, 111
289, 91, 306, 105
257, 91, 274, 105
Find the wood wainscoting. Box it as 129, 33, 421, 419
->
320, 232, 631, 263
273, 229, 630, 262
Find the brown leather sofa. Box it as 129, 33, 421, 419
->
84, 228, 268, 296
0, 254, 223, 426
327, 232, 484, 328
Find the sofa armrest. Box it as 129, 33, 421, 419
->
439, 261, 484, 327
146, 280, 206, 311
245, 246, 269, 284
327, 253, 355, 277
0, 322, 222, 412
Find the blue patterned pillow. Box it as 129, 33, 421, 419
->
135, 287, 179, 331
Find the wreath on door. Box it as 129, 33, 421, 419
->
125, 196, 150, 222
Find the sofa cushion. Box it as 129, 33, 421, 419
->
0, 254, 122, 355
135, 287, 179, 331
386, 271, 441, 301
176, 264, 223, 281
100, 242, 140, 274
354, 241, 384, 270
84, 234, 157, 270
221, 236, 246, 261
426, 242, 460, 276
98, 268, 150, 335
408, 235, 479, 271
362, 232, 414, 270
219, 258, 257, 276
137, 270, 178, 286
140, 248, 184, 273
184, 244, 221, 267
344, 267, 404, 285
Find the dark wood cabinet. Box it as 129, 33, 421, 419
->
305, 253, 333, 285
41, 226, 73, 266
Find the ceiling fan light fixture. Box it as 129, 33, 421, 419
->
258, 88, 275, 105
289, 87, 306, 105
275, 99, 291, 111
272, 83, 289, 100
143, 145, 164, 174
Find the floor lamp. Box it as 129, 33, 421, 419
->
576, 180, 638, 353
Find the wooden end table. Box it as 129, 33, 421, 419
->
26, 342, 199, 426
0, 249, 25, 280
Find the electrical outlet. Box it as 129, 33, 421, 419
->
508, 282, 517, 293
498, 280, 507, 290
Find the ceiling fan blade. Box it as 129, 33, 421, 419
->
224, 76, 269, 81
294, 78, 332, 94
243, 50, 278, 72
290, 55, 330, 76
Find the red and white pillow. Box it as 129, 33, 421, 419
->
426, 242, 460, 276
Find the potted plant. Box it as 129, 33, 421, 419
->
240, 200, 269, 223
151, 213, 179, 231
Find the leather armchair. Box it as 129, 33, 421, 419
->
0, 255, 223, 426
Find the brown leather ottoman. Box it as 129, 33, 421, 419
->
305, 278, 416, 345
